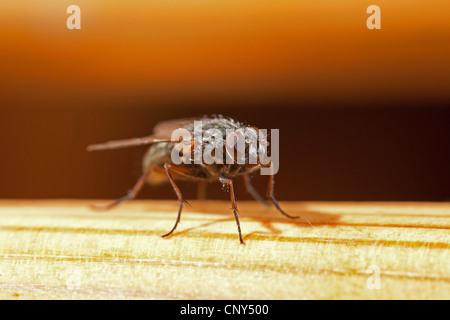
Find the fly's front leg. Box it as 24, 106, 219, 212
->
161, 162, 189, 238
219, 175, 245, 245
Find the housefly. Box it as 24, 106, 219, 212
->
87, 115, 310, 244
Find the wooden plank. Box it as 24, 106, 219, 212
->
0, 200, 449, 299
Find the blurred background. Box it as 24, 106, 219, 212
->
0, 0, 449, 201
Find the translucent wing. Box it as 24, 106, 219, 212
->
151, 117, 202, 139
86, 117, 202, 152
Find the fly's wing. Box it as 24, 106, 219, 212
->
151, 117, 201, 139
86, 117, 202, 152
86, 135, 170, 151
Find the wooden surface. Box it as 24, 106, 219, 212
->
0, 200, 449, 300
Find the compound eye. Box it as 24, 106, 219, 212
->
225, 130, 246, 162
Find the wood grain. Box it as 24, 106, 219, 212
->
0, 200, 449, 299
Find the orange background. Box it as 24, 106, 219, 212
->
1, 0, 449, 106
0, 1, 449, 201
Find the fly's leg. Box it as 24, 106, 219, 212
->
267, 173, 313, 227
219, 176, 245, 245
243, 173, 269, 206
197, 181, 207, 200
161, 162, 188, 238
91, 169, 150, 211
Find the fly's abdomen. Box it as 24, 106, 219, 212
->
143, 142, 174, 184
